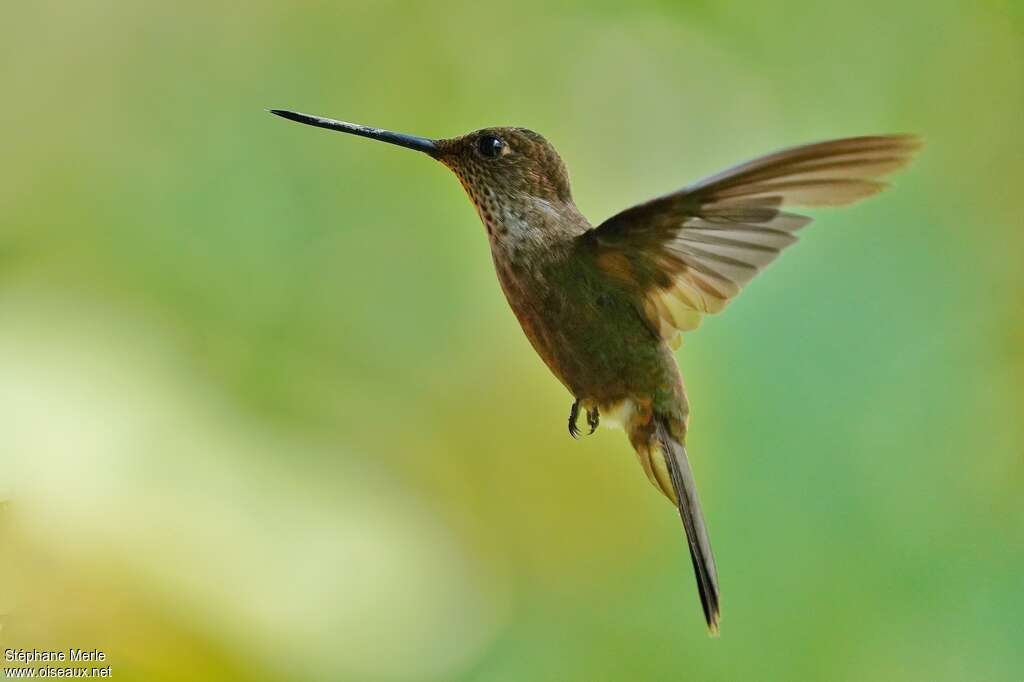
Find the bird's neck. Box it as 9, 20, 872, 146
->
481, 195, 589, 267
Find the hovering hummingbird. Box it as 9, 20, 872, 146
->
270, 108, 918, 634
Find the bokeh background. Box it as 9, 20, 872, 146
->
1, 1, 1022, 680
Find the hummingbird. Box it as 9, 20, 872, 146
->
270, 108, 918, 634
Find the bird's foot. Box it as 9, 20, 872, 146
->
568, 399, 599, 438
568, 399, 581, 439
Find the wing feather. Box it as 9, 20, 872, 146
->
584, 135, 919, 341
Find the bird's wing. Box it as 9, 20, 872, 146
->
580, 135, 919, 346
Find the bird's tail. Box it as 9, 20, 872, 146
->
631, 415, 721, 634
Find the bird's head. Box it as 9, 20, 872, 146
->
434, 127, 571, 207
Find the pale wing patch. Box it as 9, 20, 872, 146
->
643, 202, 810, 338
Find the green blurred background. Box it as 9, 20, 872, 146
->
1, 1, 1021, 680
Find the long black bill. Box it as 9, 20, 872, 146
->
269, 109, 438, 156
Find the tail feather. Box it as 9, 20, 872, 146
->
653, 418, 721, 635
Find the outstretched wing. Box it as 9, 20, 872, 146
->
581, 135, 919, 346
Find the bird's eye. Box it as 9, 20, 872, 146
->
477, 135, 505, 159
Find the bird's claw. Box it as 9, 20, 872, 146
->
568, 400, 599, 438
568, 399, 581, 439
